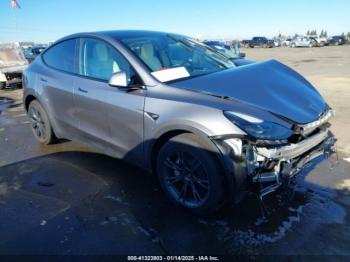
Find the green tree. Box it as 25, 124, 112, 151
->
307, 30, 310, 36
324, 30, 328, 38
320, 30, 324, 37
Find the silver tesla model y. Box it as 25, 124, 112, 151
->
23, 31, 335, 214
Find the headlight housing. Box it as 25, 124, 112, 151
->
224, 111, 293, 140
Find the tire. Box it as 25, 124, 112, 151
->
28, 100, 56, 145
0, 82, 6, 90
156, 133, 225, 215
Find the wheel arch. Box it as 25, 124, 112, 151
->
148, 125, 247, 204
24, 94, 37, 112
23, 93, 60, 140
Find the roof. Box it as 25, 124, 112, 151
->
57, 30, 173, 44
93, 30, 169, 39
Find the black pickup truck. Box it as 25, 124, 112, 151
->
248, 37, 274, 48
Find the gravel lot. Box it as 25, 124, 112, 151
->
0, 45, 349, 258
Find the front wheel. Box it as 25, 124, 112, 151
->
156, 133, 225, 215
28, 100, 57, 145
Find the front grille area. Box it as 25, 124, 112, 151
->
297, 108, 334, 136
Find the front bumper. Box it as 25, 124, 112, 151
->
249, 130, 336, 198
216, 128, 336, 201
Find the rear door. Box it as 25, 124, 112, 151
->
74, 38, 146, 162
40, 38, 79, 137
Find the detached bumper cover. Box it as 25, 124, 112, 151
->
250, 130, 336, 197
255, 130, 331, 160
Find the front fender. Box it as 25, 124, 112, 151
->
145, 121, 247, 204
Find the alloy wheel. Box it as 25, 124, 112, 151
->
29, 106, 46, 139
163, 150, 210, 208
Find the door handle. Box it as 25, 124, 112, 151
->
78, 87, 88, 93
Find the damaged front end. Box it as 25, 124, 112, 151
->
214, 108, 336, 201
246, 129, 336, 199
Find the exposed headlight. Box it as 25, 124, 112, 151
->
223, 111, 293, 140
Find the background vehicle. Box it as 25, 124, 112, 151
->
241, 40, 251, 48
24, 45, 48, 63
249, 37, 274, 48
328, 35, 346, 45
202, 40, 231, 50
23, 31, 335, 214
290, 36, 317, 47
203, 40, 246, 59
0, 42, 28, 89
281, 38, 292, 47
311, 36, 328, 47
274, 39, 282, 47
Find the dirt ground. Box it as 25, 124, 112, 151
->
0, 45, 350, 259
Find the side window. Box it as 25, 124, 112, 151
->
78, 38, 137, 84
42, 39, 76, 73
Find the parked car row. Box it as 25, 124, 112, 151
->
240, 35, 348, 48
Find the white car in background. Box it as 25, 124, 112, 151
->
281, 38, 292, 47
311, 36, 328, 47
0, 42, 28, 89
290, 36, 317, 48
274, 39, 282, 47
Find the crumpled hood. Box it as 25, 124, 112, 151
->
171, 60, 326, 124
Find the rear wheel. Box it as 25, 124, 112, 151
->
28, 100, 56, 145
0, 82, 6, 90
156, 133, 225, 215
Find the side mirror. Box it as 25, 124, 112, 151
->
109, 71, 128, 88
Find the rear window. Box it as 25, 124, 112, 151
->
42, 39, 76, 73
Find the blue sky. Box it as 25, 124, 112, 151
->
0, 0, 349, 42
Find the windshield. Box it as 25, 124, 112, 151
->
120, 34, 235, 82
